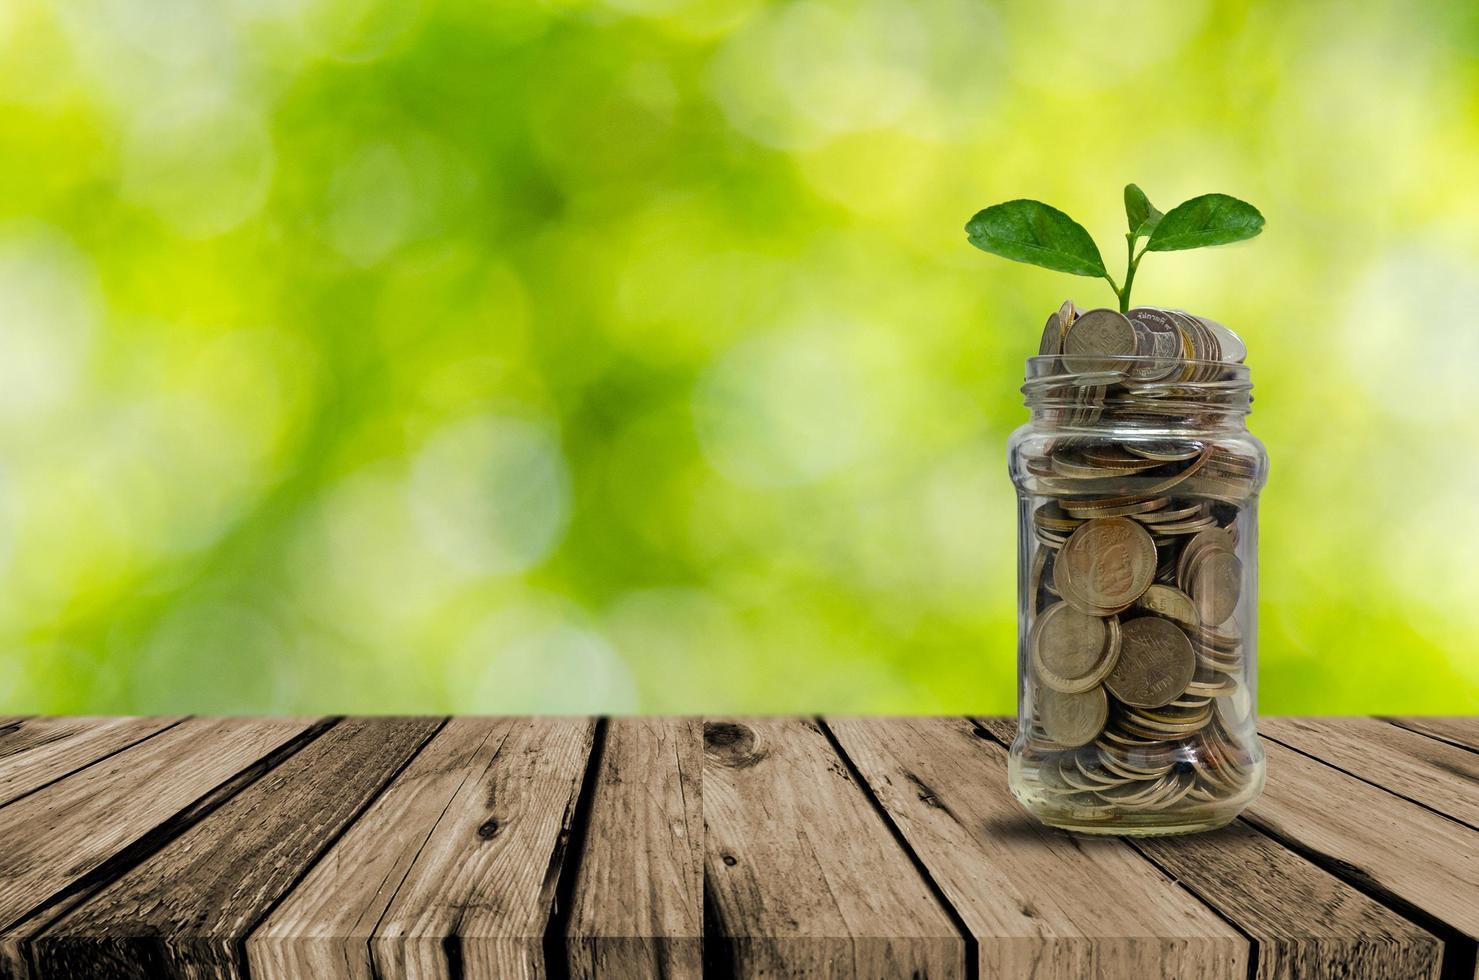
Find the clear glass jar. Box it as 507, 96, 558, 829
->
1007, 353, 1268, 835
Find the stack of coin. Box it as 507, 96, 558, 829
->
1019, 300, 1261, 819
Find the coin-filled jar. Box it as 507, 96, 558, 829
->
1007, 306, 1268, 835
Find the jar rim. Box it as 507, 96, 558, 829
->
1024, 354, 1251, 375
1021, 354, 1253, 419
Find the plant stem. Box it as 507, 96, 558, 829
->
1117, 236, 1148, 312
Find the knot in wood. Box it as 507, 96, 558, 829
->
703, 722, 768, 769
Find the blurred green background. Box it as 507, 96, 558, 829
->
1, 0, 1476, 715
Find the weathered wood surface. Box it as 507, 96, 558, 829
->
1244, 737, 1479, 980
0, 716, 1473, 980
1386, 715, 1479, 752
246, 717, 519, 980
974, 716, 1446, 980
828, 716, 1247, 978
29, 717, 441, 979
703, 717, 964, 976
565, 717, 703, 980
0, 716, 181, 808
1262, 716, 1479, 828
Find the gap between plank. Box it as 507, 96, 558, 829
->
12, 717, 343, 943
443, 934, 465, 980
1118, 838, 1261, 980
0, 716, 194, 814
235, 716, 454, 979
702, 871, 738, 980
357, 720, 518, 978
541, 716, 608, 980
1259, 731, 1479, 833
968, 716, 1261, 980
1380, 717, 1479, 757
814, 717, 980, 980
1234, 812, 1477, 980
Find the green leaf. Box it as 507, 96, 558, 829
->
1123, 183, 1162, 239
1146, 193, 1265, 252
965, 200, 1108, 278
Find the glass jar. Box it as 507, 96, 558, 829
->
1006, 352, 1268, 835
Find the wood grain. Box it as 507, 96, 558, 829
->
1263, 716, 1479, 828
830, 716, 1247, 978
0, 716, 315, 933
0, 716, 182, 808
1, 716, 1475, 980
703, 717, 964, 978
1132, 823, 1441, 979
975, 716, 1446, 980
366, 717, 596, 980
565, 717, 703, 980
1245, 737, 1479, 976
247, 717, 517, 980
29, 716, 442, 980
1385, 716, 1479, 752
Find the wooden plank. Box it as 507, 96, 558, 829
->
0, 716, 183, 808
246, 717, 517, 980
974, 716, 1443, 979
1386, 716, 1479, 753
1245, 737, 1479, 976
29, 716, 443, 980
565, 717, 703, 980
1263, 717, 1479, 828
702, 717, 964, 977
1132, 823, 1441, 979
366, 717, 596, 980
830, 716, 1247, 978
973, 715, 1022, 746
0, 716, 316, 933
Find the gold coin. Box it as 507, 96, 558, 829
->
1177, 526, 1236, 587
1142, 446, 1211, 493
1133, 584, 1201, 634
1062, 308, 1136, 373
1144, 515, 1218, 535
1031, 601, 1120, 694
1135, 502, 1204, 525
1125, 307, 1184, 381
1037, 686, 1108, 747
1039, 310, 1065, 356
1105, 616, 1197, 709
1077, 446, 1166, 471
1050, 453, 1122, 479
1058, 517, 1156, 614
1190, 549, 1243, 626
1028, 546, 1049, 611
1124, 440, 1204, 462
1033, 501, 1085, 532
1061, 495, 1170, 519
1198, 315, 1246, 363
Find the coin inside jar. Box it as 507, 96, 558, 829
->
1061, 308, 1136, 373
1057, 517, 1156, 615
1132, 584, 1201, 634
1105, 616, 1197, 709
1190, 549, 1243, 626
1031, 601, 1121, 693
1037, 686, 1108, 747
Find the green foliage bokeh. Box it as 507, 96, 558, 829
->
2, 0, 1477, 713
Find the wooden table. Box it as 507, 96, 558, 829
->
0, 716, 1474, 979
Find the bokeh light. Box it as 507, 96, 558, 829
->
1, 0, 1476, 713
